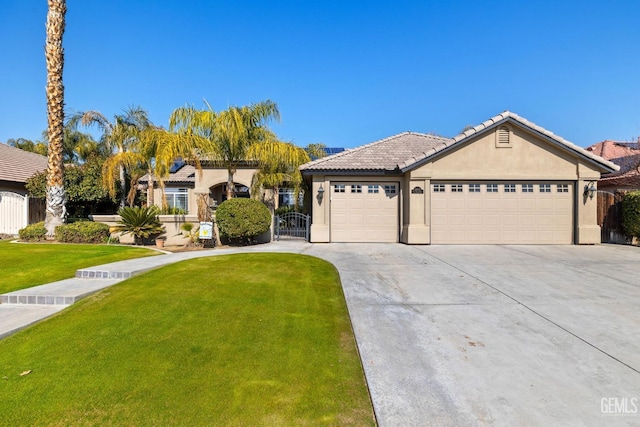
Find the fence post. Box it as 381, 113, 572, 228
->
306, 215, 310, 242
275, 215, 280, 241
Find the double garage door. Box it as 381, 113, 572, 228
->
328, 181, 574, 244
431, 182, 574, 244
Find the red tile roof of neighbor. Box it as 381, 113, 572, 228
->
0, 143, 48, 183
586, 140, 640, 187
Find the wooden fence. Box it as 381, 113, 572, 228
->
597, 191, 625, 243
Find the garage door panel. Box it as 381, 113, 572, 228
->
432, 182, 573, 244
330, 182, 399, 242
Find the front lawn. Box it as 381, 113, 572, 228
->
0, 253, 374, 426
0, 240, 157, 294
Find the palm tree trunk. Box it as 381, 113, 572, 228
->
147, 169, 155, 206
118, 154, 126, 208
226, 169, 235, 199
44, 0, 67, 237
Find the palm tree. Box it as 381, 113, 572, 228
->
248, 138, 311, 214
170, 99, 280, 200
44, 0, 67, 237
69, 107, 152, 207
134, 126, 201, 209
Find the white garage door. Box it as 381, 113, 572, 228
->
431, 182, 573, 244
330, 182, 399, 242
0, 191, 27, 235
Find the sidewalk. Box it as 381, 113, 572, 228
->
0, 241, 310, 339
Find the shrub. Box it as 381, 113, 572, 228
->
160, 206, 186, 215
622, 191, 640, 238
216, 198, 271, 244
18, 222, 47, 242
111, 206, 165, 245
55, 221, 111, 244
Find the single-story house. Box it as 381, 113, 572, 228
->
0, 143, 47, 235
300, 111, 618, 245
585, 139, 640, 193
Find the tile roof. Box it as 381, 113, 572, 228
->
586, 140, 640, 187
0, 143, 48, 183
300, 132, 451, 173
300, 111, 619, 174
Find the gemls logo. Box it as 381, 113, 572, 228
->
601, 397, 639, 416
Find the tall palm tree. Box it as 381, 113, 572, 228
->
69, 107, 152, 207
248, 139, 311, 214
170, 100, 280, 200
44, 0, 67, 237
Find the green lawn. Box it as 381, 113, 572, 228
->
0, 240, 157, 294
0, 253, 374, 426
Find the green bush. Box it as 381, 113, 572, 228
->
111, 206, 165, 245
622, 191, 640, 238
55, 221, 111, 244
216, 198, 271, 244
18, 222, 47, 242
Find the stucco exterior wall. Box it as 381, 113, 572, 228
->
402, 125, 604, 244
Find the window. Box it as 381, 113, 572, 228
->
384, 185, 396, 194
522, 184, 533, 193
487, 184, 498, 193
367, 185, 379, 194
165, 188, 188, 212
469, 184, 481, 193
351, 185, 362, 193
433, 184, 445, 193
334, 184, 345, 193
278, 188, 297, 207
504, 184, 516, 193
451, 184, 463, 193
557, 184, 569, 193
539, 184, 551, 193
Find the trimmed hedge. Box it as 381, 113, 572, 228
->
622, 191, 640, 239
18, 222, 47, 242
55, 221, 111, 244
216, 198, 271, 243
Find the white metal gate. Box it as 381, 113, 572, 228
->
0, 192, 28, 235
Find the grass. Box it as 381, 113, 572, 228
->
0, 253, 375, 426
0, 240, 157, 294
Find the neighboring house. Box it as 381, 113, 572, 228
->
0, 143, 48, 235
585, 139, 640, 193
300, 111, 618, 245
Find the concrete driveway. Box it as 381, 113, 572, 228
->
305, 244, 640, 427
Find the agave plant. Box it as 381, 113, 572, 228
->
111, 206, 165, 245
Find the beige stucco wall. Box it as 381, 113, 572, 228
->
403, 125, 605, 244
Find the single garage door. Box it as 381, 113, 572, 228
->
431, 182, 573, 244
330, 182, 399, 242
0, 191, 27, 235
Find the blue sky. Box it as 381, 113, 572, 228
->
1, 0, 640, 149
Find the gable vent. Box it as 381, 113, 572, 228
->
498, 126, 510, 144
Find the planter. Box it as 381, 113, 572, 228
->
155, 238, 166, 248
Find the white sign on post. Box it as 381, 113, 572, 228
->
199, 222, 213, 240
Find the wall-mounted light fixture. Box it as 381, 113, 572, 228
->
584, 181, 597, 200
317, 184, 324, 197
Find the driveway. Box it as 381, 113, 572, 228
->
305, 244, 640, 427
